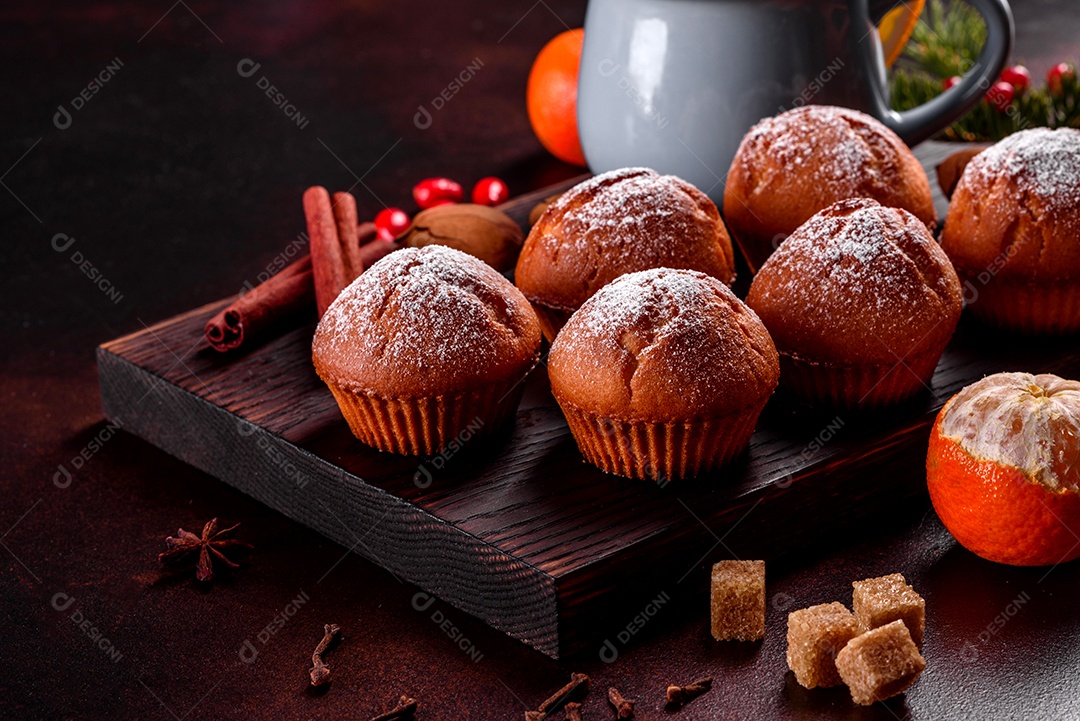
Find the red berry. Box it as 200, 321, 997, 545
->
413, 177, 463, 209
943, 75, 962, 90
999, 65, 1031, 92
374, 207, 410, 241
986, 80, 1014, 112
472, 177, 510, 206
1048, 62, 1075, 96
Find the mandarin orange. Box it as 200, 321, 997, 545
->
526, 28, 587, 167
927, 372, 1080, 566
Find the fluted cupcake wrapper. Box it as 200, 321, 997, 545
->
966, 280, 1080, 335
779, 348, 943, 409
325, 371, 530, 456
555, 398, 764, 482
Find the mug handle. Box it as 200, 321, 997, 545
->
864, 0, 1014, 145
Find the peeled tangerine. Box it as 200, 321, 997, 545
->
927, 372, 1080, 566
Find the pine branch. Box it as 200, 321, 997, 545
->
888, 0, 1080, 141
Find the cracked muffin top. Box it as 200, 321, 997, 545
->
941, 127, 1080, 283
515, 167, 737, 340
547, 268, 778, 421
723, 105, 936, 269
312, 245, 541, 398
747, 198, 961, 366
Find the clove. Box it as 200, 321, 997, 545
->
370, 695, 417, 721
666, 677, 712, 707
607, 687, 635, 718
525, 673, 591, 720
308, 623, 342, 687
564, 701, 583, 721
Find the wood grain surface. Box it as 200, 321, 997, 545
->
97, 145, 1080, 658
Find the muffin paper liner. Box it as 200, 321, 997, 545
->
779, 348, 944, 409
555, 397, 765, 482
324, 371, 530, 456
967, 280, 1080, 335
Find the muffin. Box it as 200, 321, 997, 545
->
746, 198, 962, 408
312, 245, 541, 455
724, 106, 937, 272
548, 268, 779, 482
940, 127, 1080, 334
515, 167, 737, 341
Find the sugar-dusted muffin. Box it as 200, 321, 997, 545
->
515, 168, 737, 341
548, 268, 778, 482
312, 245, 541, 455
724, 106, 937, 271
940, 127, 1080, 334
746, 198, 961, 408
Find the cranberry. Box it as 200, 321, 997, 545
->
999, 65, 1031, 92
472, 177, 510, 206
413, 177, 463, 209
943, 75, 962, 91
374, 207, 410, 241
986, 80, 1015, 112
1048, 62, 1075, 96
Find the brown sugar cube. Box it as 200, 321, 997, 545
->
836, 619, 926, 705
852, 573, 925, 647
786, 602, 859, 688
710, 560, 766, 641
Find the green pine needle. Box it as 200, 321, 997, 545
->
889, 0, 1080, 141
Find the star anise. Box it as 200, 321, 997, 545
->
158, 518, 253, 582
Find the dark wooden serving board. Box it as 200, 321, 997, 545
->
97, 144, 1080, 658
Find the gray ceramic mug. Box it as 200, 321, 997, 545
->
577, 0, 1014, 202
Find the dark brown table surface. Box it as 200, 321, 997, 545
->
3, 1, 1079, 719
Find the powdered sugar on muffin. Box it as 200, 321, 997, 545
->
747, 198, 962, 366
941, 127, 1080, 319
516, 168, 736, 338
314, 245, 540, 397
967, 127, 1080, 213
739, 107, 882, 197
724, 105, 937, 271
550, 267, 778, 419
549, 169, 700, 251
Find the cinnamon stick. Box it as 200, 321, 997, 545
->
204, 255, 314, 352
206, 181, 402, 353
202, 239, 402, 353
333, 192, 364, 278
304, 186, 349, 318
